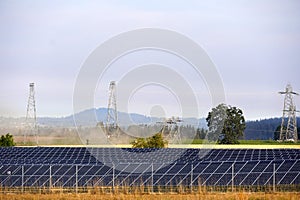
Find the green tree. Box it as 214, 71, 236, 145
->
0, 133, 16, 147
206, 104, 227, 141
206, 104, 246, 144
131, 138, 148, 148
274, 125, 282, 140
274, 125, 300, 141
131, 132, 167, 148
195, 128, 207, 139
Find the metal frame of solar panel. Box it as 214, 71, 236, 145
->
0, 147, 299, 188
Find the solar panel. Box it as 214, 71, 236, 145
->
0, 147, 299, 187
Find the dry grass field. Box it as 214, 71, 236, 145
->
0, 192, 299, 200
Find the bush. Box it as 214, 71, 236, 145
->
0, 133, 16, 147
131, 133, 167, 148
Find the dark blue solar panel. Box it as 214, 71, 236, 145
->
0, 147, 299, 187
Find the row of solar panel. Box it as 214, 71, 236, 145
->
1, 161, 299, 175
2, 160, 299, 175
0, 160, 299, 187
1, 147, 298, 155
0, 148, 299, 165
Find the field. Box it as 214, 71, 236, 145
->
13, 134, 300, 149
13, 135, 82, 146
0, 192, 299, 200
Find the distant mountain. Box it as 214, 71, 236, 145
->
37, 108, 207, 128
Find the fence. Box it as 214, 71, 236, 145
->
1, 160, 299, 193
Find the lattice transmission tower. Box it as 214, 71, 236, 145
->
25, 83, 38, 145
160, 117, 183, 143
279, 84, 299, 142
106, 81, 118, 138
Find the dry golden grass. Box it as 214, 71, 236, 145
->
0, 192, 299, 200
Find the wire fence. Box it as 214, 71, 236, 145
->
0, 161, 299, 194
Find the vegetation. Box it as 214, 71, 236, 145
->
0, 192, 299, 200
274, 125, 282, 140
0, 133, 15, 147
206, 104, 227, 141
0, 185, 299, 200
184, 139, 300, 145
194, 128, 207, 140
238, 139, 299, 145
244, 117, 300, 140
131, 133, 168, 148
273, 125, 300, 141
206, 104, 246, 144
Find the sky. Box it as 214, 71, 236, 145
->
0, 0, 300, 120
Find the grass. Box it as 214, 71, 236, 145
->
13, 134, 300, 147
0, 192, 299, 200
1, 181, 299, 199
238, 140, 300, 145
14, 135, 82, 146
186, 139, 300, 145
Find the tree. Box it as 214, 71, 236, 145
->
131, 138, 148, 148
206, 104, 227, 142
195, 128, 207, 139
274, 125, 300, 141
206, 104, 246, 144
0, 133, 16, 147
131, 132, 168, 148
274, 125, 282, 140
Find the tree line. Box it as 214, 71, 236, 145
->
244, 117, 300, 140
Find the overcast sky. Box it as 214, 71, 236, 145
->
0, 0, 299, 120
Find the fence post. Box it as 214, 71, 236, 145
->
190, 164, 193, 193
21, 165, 24, 193
232, 163, 234, 192
75, 165, 78, 194
112, 164, 115, 193
273, 163, 275, 192
151, 163, 154, 193
49, 165, 52, 191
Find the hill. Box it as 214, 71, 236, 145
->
35, 108, 207, 128
244, 117, 300, 140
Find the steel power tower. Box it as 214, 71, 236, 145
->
25, 83, 38, 145
160, 117, 183, 143
279, 84, 299, 142
106, 81, 118, 138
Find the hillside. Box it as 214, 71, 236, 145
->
45, 108, 207, 128
244, 117, 300, 140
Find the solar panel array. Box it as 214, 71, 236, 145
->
0, 147, 299, 187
